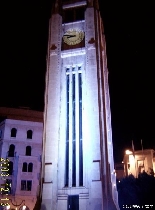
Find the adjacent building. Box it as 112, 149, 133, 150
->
123, 149, 155, 177
0, 107, 43, 210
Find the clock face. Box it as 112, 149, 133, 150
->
63, 29, 84, 46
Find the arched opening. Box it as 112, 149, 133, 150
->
28, 163, 33, 172
22, 162, 27, 172
26, 146, 31, 156
27, 130, 33, 139
11, 128, 17, 137
8, 144, 15, 157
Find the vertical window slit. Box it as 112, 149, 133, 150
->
72, 73, 76, 186
79, 72, 83, 186
65, 73, 69, 187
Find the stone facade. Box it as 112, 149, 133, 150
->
0, 108, 43, 210
41, 0, 119, 210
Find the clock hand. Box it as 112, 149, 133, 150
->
64, 35, 76, 38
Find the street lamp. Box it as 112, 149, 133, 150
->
5, 199, 27, 210
125, 150, 133, 155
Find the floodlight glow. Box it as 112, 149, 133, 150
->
125, 150, 132, 155
6, 205, 10, 210
22, 205, 26, 210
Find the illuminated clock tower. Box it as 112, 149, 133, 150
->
41, 0, 119, 210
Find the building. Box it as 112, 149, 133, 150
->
0, 107, 43, 210
123, 149, 155, 177
41, 0, 119, 210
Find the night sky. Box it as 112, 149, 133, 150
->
1, 1, 155, 162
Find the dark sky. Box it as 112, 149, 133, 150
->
1, 1, 155, 162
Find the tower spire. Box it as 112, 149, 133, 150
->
87, 0, 99, 9
52, 0, 62, 14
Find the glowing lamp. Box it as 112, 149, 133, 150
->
22, 205, 26, 210
6, 205, 10, 210
125, 150, 132, 155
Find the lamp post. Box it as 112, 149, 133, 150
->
5, 199, 27, 210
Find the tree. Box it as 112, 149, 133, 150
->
117, 172, 155, 210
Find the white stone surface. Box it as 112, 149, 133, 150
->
41, 1, 119, 210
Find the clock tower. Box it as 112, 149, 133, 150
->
41, 0, 119, 210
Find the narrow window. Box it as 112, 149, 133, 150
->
27, 130, 33, 139
26, 146, 31, 156
27, 180, 32, 191
21, 180, 26, 191
22, 162, 27, 172
11, 128, 17, 137
65, 73, 69, 187
8, 144, 15, 157
72, 73, 76, 186
79, 72, 83, 186
28, 163, 33, 172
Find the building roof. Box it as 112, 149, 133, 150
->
0, 107, 43, 122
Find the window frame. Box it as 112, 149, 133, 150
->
21, 180, 32, 191
10, 128, 17, 138
27, 129, 33, 139
26, 146, 31, 156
